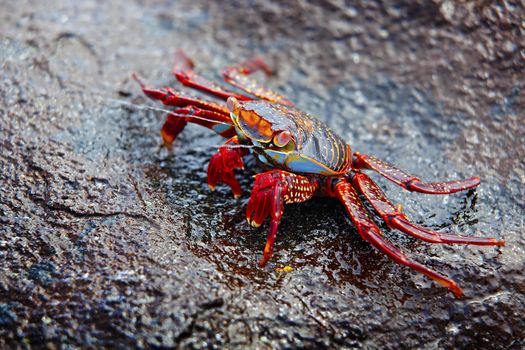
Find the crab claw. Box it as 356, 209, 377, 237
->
207, 145, 244, 199
246, 172, 280, 228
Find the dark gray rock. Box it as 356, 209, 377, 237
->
1, 0, 523, 348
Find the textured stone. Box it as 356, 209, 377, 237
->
1, 0, 524, 348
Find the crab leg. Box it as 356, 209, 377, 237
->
246, 170, 318, 267
352, 153, 480, 194
173, 50, 293, 105
352, 172, 505, 246
133, 73, 230, 115
222, 57, 294, 106
160, 106, 236, 148
160, 108, 188, 148
332, 180, 463, 298
207, 136, 247, 199
133, 74, 237, 146
172, 50, 253, 101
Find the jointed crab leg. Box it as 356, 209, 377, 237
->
246, 170, 318, 267
332, 180, 464, 298
222, 58, 294, 106
160, 106, 236, 148
172, 50, 251, 101
353, 153, 480, 194
133, 73, 230, 115
133, 74, 236, 146
352, 172, 505, 246
173, 50, 293, 106
161, 109, 188, 147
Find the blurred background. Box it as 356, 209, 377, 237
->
1, 0, 524, 348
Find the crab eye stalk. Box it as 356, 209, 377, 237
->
273, 130, 292, 147
226, 97, 240, 114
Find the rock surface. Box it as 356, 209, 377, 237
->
1, 0, 524, 348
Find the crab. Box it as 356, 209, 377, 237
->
134, 50, 504, 298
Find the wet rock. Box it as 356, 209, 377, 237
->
1, 0, 524, 348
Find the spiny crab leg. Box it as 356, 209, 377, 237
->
222, 57, 294, 106
353, 153, 480, 194
332, 180, 464, 298
352, 172, 505, 246
133, 73, 229, 115
172, 50, 253, 101
133, 74, 236, 146
161, 108, 188, 148
173, 49, 293, 106
246, 170, 318, 267
160, 106, 236, 148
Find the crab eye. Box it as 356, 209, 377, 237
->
226, 97, 239, 114
273, 130, 292, 147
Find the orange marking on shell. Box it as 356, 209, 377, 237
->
239, 109, 272, 138
240, 110, 259, 128
258, 118, 273, 138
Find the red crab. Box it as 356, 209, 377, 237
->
134, 50, 504, 297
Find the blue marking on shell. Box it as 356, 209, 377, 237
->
286, 156, 335, 175
258, 154, 270, 165
264, 150, 287, 166
212, 123, 232, 134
